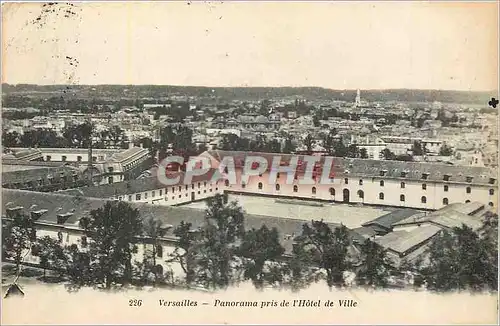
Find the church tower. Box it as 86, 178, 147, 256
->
355, 89, 361, 107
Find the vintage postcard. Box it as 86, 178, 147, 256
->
1, 1, 498, 325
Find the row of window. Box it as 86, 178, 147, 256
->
46, 155, 104, 162
254, 182, 496, 206
255, 182, 495, 196
273, 172, 496, 185
122, 183, 218, 201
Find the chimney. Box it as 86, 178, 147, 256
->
128, 142, 134, 149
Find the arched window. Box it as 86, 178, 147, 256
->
422, 184, 427, 190
275, 184, 280, 191
344, 178, 349, 185
379, 192, 384, 200
241, 182, 246, 188
380, 180, 385, 187
488, 202, 494, 207
490, 189, 495, 195
329, 187, 335, 196
466, 186, 471, 194
358, 190, 364, 199
155, 264, 163, 276
443, 198, 449, 205
225, 179, 229, 187
400, 194, 405, 202
444, 185, 449, 192
400, 182, 405, 189
258, 182, 263, 190
421, 196, 427, 203
359, 179, 363, 185
293, 185, 298, 193
312, 187, 316, 195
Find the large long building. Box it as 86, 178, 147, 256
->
56, 150, 497, 211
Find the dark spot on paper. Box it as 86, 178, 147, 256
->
488, 98, 498, 108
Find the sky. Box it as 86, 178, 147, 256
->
1, 1, 498, 91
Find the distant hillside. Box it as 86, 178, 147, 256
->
1, 84, 495, 104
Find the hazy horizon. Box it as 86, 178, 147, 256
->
2, 82, 497, 93
2, 2, 498, 91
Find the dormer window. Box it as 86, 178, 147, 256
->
401, 171, 408, 178
489, 178, 496, 185
443, 174, 451, 181
466, 176, 473, 183
422, 173, 429, 180
31, 209, 48, 220
57, 212, 73, 225
6, 206, 23, 219
380, 170, 387, 176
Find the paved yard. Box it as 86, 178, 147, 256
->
181, 194, 392, 229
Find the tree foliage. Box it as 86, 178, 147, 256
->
2, 213, 37, 275
237, 225, 285, 289
356, 239, 393, 288
422, 223, 497, 292
79, 201, 143, 288
293, 221, 351, 288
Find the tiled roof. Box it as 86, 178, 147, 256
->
2, 166, 80, 185
205, 150, 497, 184
110, 146, 149, 163
377, 225, 442, 254
11, 147, 119, 155
362, 209, 423, 230
427, 211, 483, 231
393, 202, 487, 230
56, 168, 221, 199
2, 189, 354, 255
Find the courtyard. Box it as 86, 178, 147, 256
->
181, 194, 393, 229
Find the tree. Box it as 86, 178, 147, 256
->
64, 244, 93, 291
422, 225, 496, 292
33, 236, 67, 279
439, 144, 453, 156
79, 201, 143, 289
333, 141, 348, 157
303, 134, 315, 154
171, 194, 245, 289
2, 131, 20, 147
142, 216, 168, 284
294, 221, 351, 288
63, 122, 94, 148
356, 239, 392, 288
412, 141, 424, 156
169, 221, 198, 285
346, 144, 360, 158
237, 225, 285, 289
360, 148, 368, 159
322, 129, 337, 155
2, 213, 37, 276
312, 114, 320, 127
282, 135, 296, 154
381, 148, 396, 160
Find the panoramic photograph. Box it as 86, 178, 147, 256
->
1, 1, 498, 325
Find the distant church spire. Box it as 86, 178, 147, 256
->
355, 89, 361, 107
